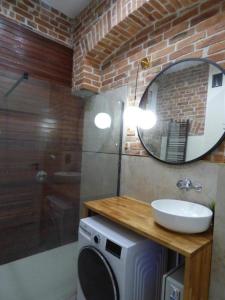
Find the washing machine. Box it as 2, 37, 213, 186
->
77, 215, 167, 300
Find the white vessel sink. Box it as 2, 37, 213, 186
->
151, 199, 213, 234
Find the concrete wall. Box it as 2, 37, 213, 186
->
210, 166, 225, 300
120, 155, 219, 206
120, 154, 225, 299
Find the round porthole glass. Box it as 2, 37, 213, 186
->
78, 246, 119, 300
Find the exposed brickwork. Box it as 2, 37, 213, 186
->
72, 0, 202, 93
0, 0, 73, 47
156, 63, 209, 136
1, 0, 225, 162
73, 0, 225, 162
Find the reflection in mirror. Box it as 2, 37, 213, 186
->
124, 106, 157, 130
138, 59, 225, 164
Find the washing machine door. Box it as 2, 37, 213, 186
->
78, 246, 119, 300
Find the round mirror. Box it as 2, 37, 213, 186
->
138, 58, 225, 164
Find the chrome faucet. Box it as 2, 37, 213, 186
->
176, 178, 202, 192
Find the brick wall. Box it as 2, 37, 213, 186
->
72, 0, 202, 94
156, 63, 209, 136
0, 0, 73, 47
73, 0, 225, 162
1, 0, 225, 162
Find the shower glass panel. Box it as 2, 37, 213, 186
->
80, 88, 125, 204
0, 69, 123, 268
0, 69, 84, 265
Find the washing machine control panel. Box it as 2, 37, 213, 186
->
106, 239, 122, 258
93, 234, 100, 244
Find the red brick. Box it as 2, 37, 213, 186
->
117, 65, 132, 75
200, 0, 223, 11
70, 0, 225, 162
207, 51, 225, 62
169, 28, 194, 44
150, 0, 168, 15
13, 7, 33, 20
165, 3, 176, 13
127, 45, 142, 57
17, 2, 29, 11
80, 83, 99, 93
138, 7, 155, 22
207, 18, 225, 36
208, 41, 225, 55
178, 50, 203, 60
190, 8, 219, 27
172, 7, 198, 26
102, 78, 114, 86
170, 45, 194, 60
152, 22, 172, 36
177, 32, 206, 50
114, 73, 127, 81
128, 50, 146, 63
164, 21, 189, 39
196, 12, 225, 32
15, 14, 25, 23
23, 0, 35, 8
196, 31, 225, 49
147, 40, 167, 55
130, 142, 144, 151
38, 25, 47, 33
1, 0, 72, 46
152, 45, 175, 60
131, 35, 148, 48
103, 71, 116, 80
152, 11, 163, 20
35, 17, 53, 30
144, 35, 163, 49
168, 0, 182, 9
155, 14, 176, 28
151, 56, 167, 67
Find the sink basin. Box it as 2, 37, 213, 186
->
53, 172, 81, 184
151, 199, 213, 234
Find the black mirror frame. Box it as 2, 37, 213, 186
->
137, 58, 225, 165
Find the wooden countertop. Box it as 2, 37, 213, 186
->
84, 196, 213, 257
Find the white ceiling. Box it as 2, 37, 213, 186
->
43, 0, 91, 18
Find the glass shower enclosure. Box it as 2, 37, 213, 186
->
0, 67, 123, 272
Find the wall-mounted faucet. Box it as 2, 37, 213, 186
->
176, 178, 202, 192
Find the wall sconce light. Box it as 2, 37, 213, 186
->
94, 112, 111, 129
140, 57, 151, 70
134, 57, 152, 102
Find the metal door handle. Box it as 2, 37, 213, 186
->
36, 170, 48, 183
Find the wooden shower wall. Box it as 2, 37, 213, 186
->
0, 15, 84, 264
0, 14, 72, 85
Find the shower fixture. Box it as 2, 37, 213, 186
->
4, 72, 29, 98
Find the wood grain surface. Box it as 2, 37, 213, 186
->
84, 196, 213, 257
84, 196, 213, 300
0, 15, 73, 86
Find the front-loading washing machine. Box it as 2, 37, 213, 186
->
77, 215, 167, 300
